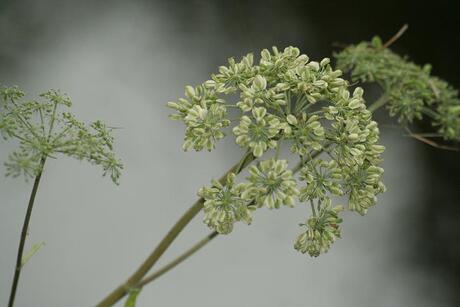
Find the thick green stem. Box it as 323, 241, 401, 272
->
8, 157, 46, 307
96, 153, 255, 307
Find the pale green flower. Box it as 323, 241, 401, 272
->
284, 113, 325, 155
237, 75, 286, 112
344, 163, 386, 215
182, 103, 230, 151
199, 173, 253, 234
212, 54, 256, 89
299, 159, 343, 201
233, 107, 281, 157
294, 203, 343, 257
244, 159, 299, 209
168, 46, 387, 257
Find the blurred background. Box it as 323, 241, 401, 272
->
1, 0, 459, 306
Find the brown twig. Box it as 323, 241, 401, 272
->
382, 24, 409, 49
405, 128, 460, 151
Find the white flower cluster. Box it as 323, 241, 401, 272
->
169, 47, 385, 257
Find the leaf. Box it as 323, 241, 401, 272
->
21, 241, 45, 267
124, 288, 141, 307
371, 36, 382, 49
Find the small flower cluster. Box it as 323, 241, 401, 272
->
198, 173, 253, 235
0, 86, 122, 183
294, 203, 343, 257
335, 36, 460, 141
169, 46, 385, 257
245, 159, 299, 209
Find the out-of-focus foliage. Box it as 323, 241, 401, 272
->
335, 37, 460, 141
0, 86, 123, 183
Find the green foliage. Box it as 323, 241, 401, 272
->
169, 46, 385, 256
335, 37, 460, 141
21, 241, 45, 267
0, 86, 123, 183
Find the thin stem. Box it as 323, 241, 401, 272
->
286, 91, 291, 114
381, 24, 409, 49
47, 102, 58, 140
368, 95, 388, 112
8, 99, 42, 140
8, 157, 46, 307
138, 232, 218, 288
38, 107, 46, 136
96, 153, 256, 307
136, 148, 327, 290
310, 200, 317, 216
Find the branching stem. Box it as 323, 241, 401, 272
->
98, 94, 386, 306
96, 153, 256, 307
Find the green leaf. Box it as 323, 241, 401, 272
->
371, 36, 382, 48
124, 288, 141, 307
21, 241, 45, 267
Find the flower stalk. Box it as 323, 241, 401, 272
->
96, 153, 255, 307
8, 157, 46, 307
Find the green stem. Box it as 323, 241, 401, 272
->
101, 93, 385, 305
47, 102, 58, 140
135, 148, 326, 291
310, 200, 317, 216
133, 93, 386, 289
368, 95, 388, 112
286, 91, 291, 114
8, 157, 46, 307
96, 153, 256, 307
137, 232, 219, 288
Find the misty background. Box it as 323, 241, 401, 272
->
1, 1, 459, 306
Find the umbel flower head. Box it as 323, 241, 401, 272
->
335, 36, 460, 141
233, 107, 281, 157
0, 86, 122, 184
294, 202, 343, 257
244, 159, 299, 209
169, 46, 385, 257
199, 173, 253, 234
299, 159, 343, 202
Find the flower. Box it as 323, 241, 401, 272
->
168, 46, 387, 257
299, 159, 343, 202
344, 162, 386, 215
233, 107, 281, 157
237, 75, 286, 112
199, 173, 253, 234
284, 113, 325, 155
294, 203, 343, 257
182, 103, 230, 151
244, 159, 299, 209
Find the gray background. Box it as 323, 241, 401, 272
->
0, 1, 458, 306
